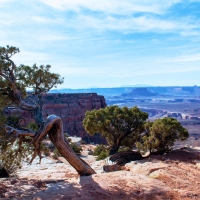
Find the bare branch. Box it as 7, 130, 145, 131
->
5, 125, 36, 137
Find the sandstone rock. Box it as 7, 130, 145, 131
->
4, 93, 107, 143
1, 147, 200, 200
124, 161, 169, 175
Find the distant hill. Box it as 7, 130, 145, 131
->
122, 88, 157, 97
50, 86, 200, 97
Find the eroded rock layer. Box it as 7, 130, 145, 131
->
4, 93, 106, 143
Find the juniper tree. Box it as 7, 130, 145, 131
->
0, 45, 95, 176
83, 105, 148, 155
136, 117, 189, 155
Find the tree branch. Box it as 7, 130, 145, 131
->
5, 125, 36, 137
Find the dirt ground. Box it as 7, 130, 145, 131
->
0, 146, 200, 200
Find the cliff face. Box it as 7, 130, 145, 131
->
4, 93, 107, 143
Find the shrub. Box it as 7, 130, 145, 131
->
93, 144, 105, 156
40, 142, 50, 156
118, 146, 131, 152
96, 150, 109, 161
93, 145, 109, 160
70, 142, 82, 155
26, 122, 39, 132
52, 148, 62, 159
0, 112, 32, 176
136, 118, 189, 154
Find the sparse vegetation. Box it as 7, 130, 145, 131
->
0, 45, 96, 176
136, 118, 189, 155
0, 112, 32, 177
83, 105, 148, 155
96, 150, 109, 161
70, 142, 82, 155
93, 145, 109, 160
84, 106, 189, 161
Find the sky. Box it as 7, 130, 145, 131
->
1, 0, 200, 88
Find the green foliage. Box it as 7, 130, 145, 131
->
16, 64, 64, 94
53, 148, 62, 159
93, 145, 109, 160
118, 146, 131, 152
0, 111, 7, 150
0, 45, 65, 172
0, 141, 32, 176
136, 118, 189, 154
96, 150, 109, 161
26, 122, 39, 132
0, 45, 64, 107
0, 112, 32, 176
93, 144, 105, 156
70, 142, 82, 155
83, 106, 148, 154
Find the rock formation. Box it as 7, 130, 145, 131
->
4, 93, 107, 143
121, 87, 158, 97
0, 146, 199, 199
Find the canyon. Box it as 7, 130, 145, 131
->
4, 93, 106, 143
3, 86, 200, 145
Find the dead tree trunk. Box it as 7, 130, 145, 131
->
33, 115, 96, 175
3, 85, 96, 176
0, 47, 96, 176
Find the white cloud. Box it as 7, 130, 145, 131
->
159, 53, 200, 63
13, 51, 51, 65
40, 0, 181, 15
64, 14, 200, 36
0, 0, 13, 7
37, 34, 76, 41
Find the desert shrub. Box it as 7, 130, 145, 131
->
6, 115, 22, 128
40, 142, 50, 156
93, 145, 109, 160
136, 118, 189, 155
0, 112, 32, 176
83, 106, 148, 155
96, 150, 109, 161
52, 148, 62, 159
70, 142, 82, 155
0, 142, 32, 176
118, 146, 131, 152
26, 122, 39, 132
93, 144, 105, 156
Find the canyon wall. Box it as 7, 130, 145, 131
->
4, 93, 107, 143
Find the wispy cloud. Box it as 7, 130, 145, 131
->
37, 0, 200, 36
0, 0, 13, 7
1, 0, 200, 87
13, 51, 51, 65
40, 0, 181, 15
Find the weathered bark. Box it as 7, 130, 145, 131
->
33, 115, 96, 175
109, 145, 119, 155
4, 87, 96, 175
109, 150, 144, 164
6, 115, 96, 176
3, 87, 96, 175
1, 51, 96, 176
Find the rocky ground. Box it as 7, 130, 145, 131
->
0, 146, 200, 200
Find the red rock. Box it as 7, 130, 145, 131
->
4, 93, 106, 143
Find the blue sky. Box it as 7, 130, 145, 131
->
1, 0, 200, 88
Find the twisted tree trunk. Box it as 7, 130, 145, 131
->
4, 87, 96, 176
33, 115, 96, 175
